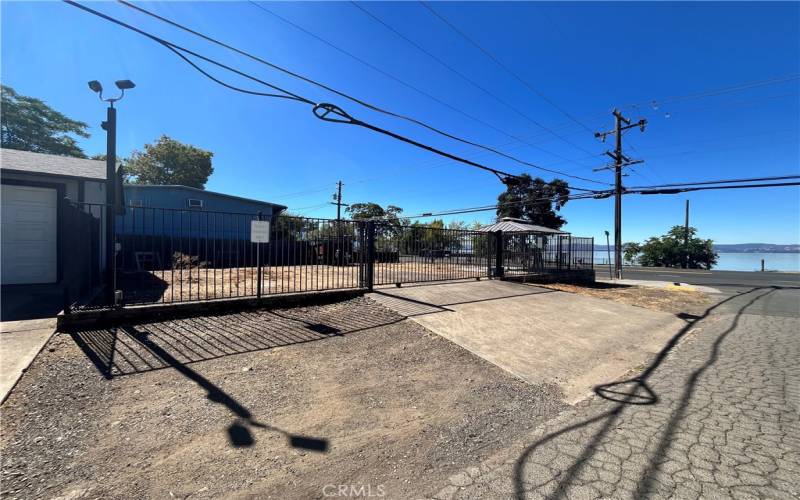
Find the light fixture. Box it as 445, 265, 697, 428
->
115, 80, 136, 90
88, 79, 136, 104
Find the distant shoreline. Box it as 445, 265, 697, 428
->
593, 246, 800, 254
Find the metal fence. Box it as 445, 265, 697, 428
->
372, 223, 491, 285
65, 202, 593, 309
500, 232, 594, 277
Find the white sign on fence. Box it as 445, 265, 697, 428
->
251, 220, 270, 243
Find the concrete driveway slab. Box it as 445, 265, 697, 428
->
0, 318, 56, 403
370, 280, 686, 402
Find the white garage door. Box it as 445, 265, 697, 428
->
1, 184, 58, 284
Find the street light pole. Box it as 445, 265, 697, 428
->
89, 79, 135, 306
103, 104, 117, 305
683, 199, 690, 269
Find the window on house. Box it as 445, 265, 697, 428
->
129, 199, 144, 207
187, 198, 203, 209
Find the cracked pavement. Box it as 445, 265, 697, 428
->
433, 285, 800, 499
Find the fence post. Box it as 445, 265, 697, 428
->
366, 221, 375, 291
256, 211, 263, 299
493, 230, 504, 278
557, 236, 562, 270
568, 235, 572, 270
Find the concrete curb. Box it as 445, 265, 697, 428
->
57, 289, 365, 331
0, 322, 56, 405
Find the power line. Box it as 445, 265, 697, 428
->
270, 182, 340, 200
350, 1, 597, 159
630, 181, 800, 195
627, 175, 800, 189
402, 178, 800, 220
419, 1, 596, 134
65, 2, 525, 184
400, 191, 602, 220
245, 1, 608, 182
82, 0, 612, 186
623, 74, 800, 111
292, 202, 331, 211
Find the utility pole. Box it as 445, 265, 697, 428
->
330, 181, 349, 265
333, 180, 344, 222
595, 110, 647, 279
683, 199, 690, 269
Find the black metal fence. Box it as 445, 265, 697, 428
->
500, 232, 593, 277
373, 223, 491, 285
65, 202, 593, 309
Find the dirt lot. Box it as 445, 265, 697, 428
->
118, 262, 487, 304
0, 297, 566, 499
538, 281, 712, 316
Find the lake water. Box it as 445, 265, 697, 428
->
592, 252, 800, 272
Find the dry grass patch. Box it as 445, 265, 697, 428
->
538, 282, 712, 316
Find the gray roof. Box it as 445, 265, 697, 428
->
123, 184, 288, 212
479, 217, 567, 234
1, 148, 106, 180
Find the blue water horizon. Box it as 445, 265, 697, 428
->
593, 252, 800, 272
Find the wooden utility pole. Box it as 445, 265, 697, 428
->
334, 180, 343, 221
331, 181, 349, 265
683, 199, 690, 269
595, 110, 647, 279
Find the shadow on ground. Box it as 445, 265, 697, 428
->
69, 302, 402, 449
70, 305, 402, 378
512, 285, 781, 499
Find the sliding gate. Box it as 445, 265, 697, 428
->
64, 201, 594, 309
372, 223, 492, 286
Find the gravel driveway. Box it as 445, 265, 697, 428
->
0, 297, 567, 499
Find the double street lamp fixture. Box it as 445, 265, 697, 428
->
87, 79, 135, 106
88, 79, 135, 305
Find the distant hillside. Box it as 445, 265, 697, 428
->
594, 243, 800, 253
713, 244, 800, 253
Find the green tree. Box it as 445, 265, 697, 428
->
125, 135, 213, 189
496, 173, 570, 229
1, 85, 90, 157
345, 202, 405, 223
624, 226, 718, 269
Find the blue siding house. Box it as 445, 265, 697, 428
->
116, 185, 288, 270
123, 184, 286, 215
118, 184, 286, 239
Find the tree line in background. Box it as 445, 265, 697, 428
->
1, 85, 214, 189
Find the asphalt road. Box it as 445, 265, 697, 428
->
595, 266, 800, 289
436, 282, 800, 499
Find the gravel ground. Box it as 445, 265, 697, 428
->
0, 297, 567, 499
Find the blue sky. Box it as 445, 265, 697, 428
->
2, 1, 799, 244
